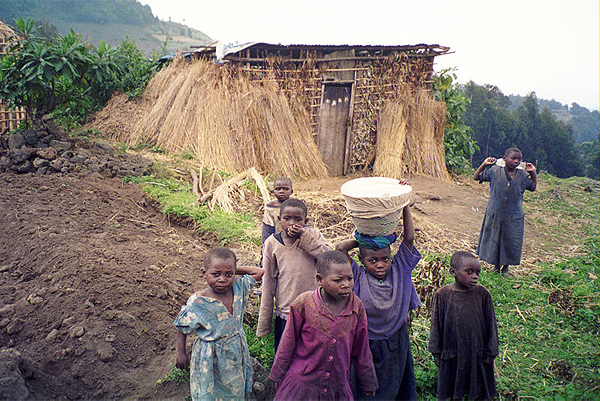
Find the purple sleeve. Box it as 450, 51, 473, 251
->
269, 299, 304, 383
392, 241, 421, 272
351, 301, 379, 392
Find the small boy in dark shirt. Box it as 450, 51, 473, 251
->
429, 251, 499, 400
261, 177, 293, 244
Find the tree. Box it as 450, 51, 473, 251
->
433, 70, 478, 173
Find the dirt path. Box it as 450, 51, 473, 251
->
0, 168, 567, 398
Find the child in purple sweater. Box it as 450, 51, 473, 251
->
337, 200, 421, 400
269, 250, 378, 399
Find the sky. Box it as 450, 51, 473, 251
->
139, 0, 599, 111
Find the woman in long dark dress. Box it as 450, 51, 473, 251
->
474, 148, 537, 276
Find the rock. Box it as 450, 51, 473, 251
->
37, 147, 58, 160
0, 319, 9, 329
69, 325, 85, 338
97, 344, 115, 362
10, 148, 36, 164
22, 130, 38, 146
50, 140, 72, 153
46, 329, 59, 341
112, 310, 138, 328
0, 264, 11, 273
62, 316, 76, 327
38, 166, 49, 175
0, 304, 15, 318
0, 348, 29, 400
26, 294, 43, 305
32, 158, 49, 169
8, 132, 26, 150
104, 333, 116, 342
16, 160, 33, 174
6, 318, 24, 335
39, 135, 54, 145
94, 141, 114, 155
49, 159, 63, 171
70, 155, 86, 164
0, 156, 10, 169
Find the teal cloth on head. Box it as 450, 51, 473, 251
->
354, 231, 398, 249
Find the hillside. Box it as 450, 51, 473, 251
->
0, 0, 211, 54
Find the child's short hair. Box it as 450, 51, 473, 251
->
316, 250, 350, 276
274, 176, 292, 187
279, 198, 307, 217
504, 147, 522, 158
450, 251, 478, 270
204, 247, 237, 270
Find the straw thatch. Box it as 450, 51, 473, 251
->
89, 57, 329, 178
373, 87, 450, 180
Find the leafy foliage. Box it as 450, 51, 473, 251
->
432, 69, 478, 174
0, 18, 159, 124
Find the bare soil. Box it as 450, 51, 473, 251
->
0, 163, 570, 398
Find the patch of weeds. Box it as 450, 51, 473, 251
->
123, 176, 260, 246
244, 317, 275, 369
156, 364, 190, 386
115, 143, 129, 153
178, 151, 195, 160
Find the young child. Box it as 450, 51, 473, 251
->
337, 198, 421, 400
428, 251, 499, 400
474, 147, 537, 276
269, 250, 379, 399
257, 198, 332, 351
262, 177, 293, 244
174, 247, 264, 400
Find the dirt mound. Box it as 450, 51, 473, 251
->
0, 172, 217, 399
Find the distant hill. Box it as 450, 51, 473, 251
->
508, 94, 599, 144
0, 0, 211, 55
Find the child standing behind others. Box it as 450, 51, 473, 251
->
337, 187, 421, 400
174, 248, 264, 401
474, 147, 537, 276
269, 250, 379, 399
257, 198, 332, 351
262, 177, 293, 243
429, 251, 498, 400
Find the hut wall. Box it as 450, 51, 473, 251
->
236, 48, 440, 174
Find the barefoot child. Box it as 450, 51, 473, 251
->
269, 250, 378, 399
337, 191, 421, 400
474, 147, 537, 276
174, 248, 264, 400
262, 177, 293, 243
257, 198, 332, 350
429, 251, 498, 400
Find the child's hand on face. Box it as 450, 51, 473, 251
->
398, 179, 410, 186
525, 162, 536, 173
286, 223, 304, 237
176, 350, 190, 370
484, 157, 496, 166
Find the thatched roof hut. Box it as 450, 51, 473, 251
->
91, 42, 451, 179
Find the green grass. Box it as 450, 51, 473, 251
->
412, 236, 600, 399
156, 364, 190, 386
123, 175, 260, 246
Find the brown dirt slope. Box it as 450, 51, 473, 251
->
0, 172, 210, 399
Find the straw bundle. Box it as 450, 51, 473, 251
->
90, 57, 328, 178
373, 87, 450, 180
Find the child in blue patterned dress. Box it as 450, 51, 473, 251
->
174, 247, 264, 401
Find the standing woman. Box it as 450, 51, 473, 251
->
474, 148, 537, 276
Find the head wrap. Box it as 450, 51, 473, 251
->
354, 231, 398, 250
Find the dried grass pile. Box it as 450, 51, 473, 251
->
89, 57, 328, 178
373, 87, 450, 180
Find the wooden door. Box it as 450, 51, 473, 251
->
317, 83, 352, 176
